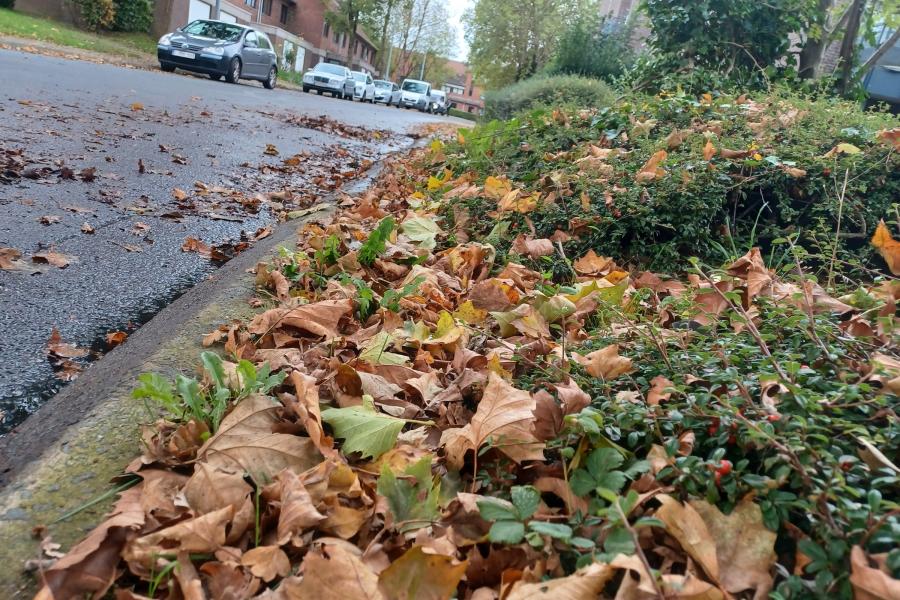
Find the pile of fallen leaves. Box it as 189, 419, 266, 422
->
33, 137, 900, 599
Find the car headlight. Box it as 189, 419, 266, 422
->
204, 46, 226, 56
158, 33, 172, 46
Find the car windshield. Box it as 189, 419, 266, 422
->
374, 80, 391, 88
181, 20, 244, 42
402, 81, 427, 93
314, 63, 346, 76
351, 72, 367, 82
433, 92, 446, 100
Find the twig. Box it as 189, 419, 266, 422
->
614, 500, 665, 600
827, 168, 850, 289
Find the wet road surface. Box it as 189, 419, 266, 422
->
0, 49, 462, 433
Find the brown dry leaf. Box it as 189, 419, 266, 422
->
511, 235, 554, 259
635, 150, 667, 183
198, 394, 322, 482
247, 299, 353, 340
289, 543, 384, 599
849, 545, 900, 600
571, 345, 633, 380
647, 375, 673, 405
289, 371, 337, 457
106, 331, 128, 348
505, 562, 614, 600
877, 127, 900, 152
727, 247, 772, 300
35, 486, 145, 600
130, 102, 144, 111
0, 247, 26, 270
173, 188, 189, 201
47, 327, 89, 358
264, 143, 280, 156
200, 562, 261, 599
656, 495, 720, 585
666, 129, 689, 149
871, 220, 900, 275
573, 250, 615, 275
81, 222, 95, 234
33, 251, 74, 268
38, 215, 61, 225
378, 546, 467, 600
124, 505, 234, 567
691, 497, 777, 598
183, 463, 252, 514
275, 468, 326, 545
441, 372, 545, 469
483, 175, 512, 200
241, 545, 291, 582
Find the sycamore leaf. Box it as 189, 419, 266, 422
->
483, 175, 512, 199
290, 544, 384, 599
635, 150, 667, 183
322, 397, 405, 459
572, 345, 633, 379
241, 545, 291, 582
359, 331, 410, 365
505, 562, 614, 600
850, 545, 900, 600
377, 456, 441, 531
656, 495, 720, 585
378, 546, 467, 600
401, 216, 442, 250
823, 142, 862, 157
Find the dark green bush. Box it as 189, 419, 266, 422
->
0, 1, 15, 9
449, 107, 478, 122
446, 90, 900, 275
112, 0, 152, 32
74, 0, 115, 30
552, 14, 633, 82
483, 75, 617, 121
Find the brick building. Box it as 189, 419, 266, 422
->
441, 59, 484, 115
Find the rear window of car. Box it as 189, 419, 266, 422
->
351, 72, 367, 82
402, 81, 427, 93
374, 81, 391, 88
182, 20, 245, 42
314, 63, 346, 76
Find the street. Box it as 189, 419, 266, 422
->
0, 49, 463, 434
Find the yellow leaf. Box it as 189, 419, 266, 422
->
823, 142, 861, 158
571, 345, 633, 379
483, 175, 512, 200
430, 139, 444, 153
130, 102, 144, 111
378, 546, 467, 600
457, 130, 466, 144
871, 220, 900, 275
703, 139, 716, 161
701, 93, 713, 104
453, 300, 487, 324
427, 176, 443, 191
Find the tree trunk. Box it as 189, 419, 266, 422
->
377, 0, 395, 74
798, 0, 834, 78
837, 0, 866, 94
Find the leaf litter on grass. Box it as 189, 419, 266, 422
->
31, 116, 900, 599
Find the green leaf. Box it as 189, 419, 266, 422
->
358, 331, 409, 366
511, 485, 541, 520
477, 497, 519, 522
569, 469, 596, 497
321, 397, 405, 459
400, 216, 442, 250
359, 216, 395, 266
528, 521, 573, 540
488, 520, 525, 544
603, 525, 635, 555
586, 447, 625, 478
377, 456, 440, 532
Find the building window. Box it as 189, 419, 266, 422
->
262, 0, 271, 15
244, 0, 256, 7
323, 22, 329, 37
279, 2, 288, 24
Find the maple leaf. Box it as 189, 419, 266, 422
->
321, 397, 406, 459
871, 220, 900, 275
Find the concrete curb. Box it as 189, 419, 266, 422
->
0, 162, 393, 595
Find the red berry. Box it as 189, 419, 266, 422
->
767, 414, 781, 422
716, 460, 732, 476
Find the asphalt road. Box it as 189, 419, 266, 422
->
0, 49, 463, 434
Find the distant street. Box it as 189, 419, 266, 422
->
0, 49, 464, 433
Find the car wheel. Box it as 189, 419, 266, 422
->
317, 90, 323, 95
263, 67, 276, 89
160, 63, 176, 72
225, 57, 241, 84
303, 86, 310, 93
209, 73, 222, 81
386, 99, 391, 107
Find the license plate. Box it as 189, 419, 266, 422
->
172, 50, 195, 59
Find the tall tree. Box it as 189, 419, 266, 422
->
327, 0, 379, 68
464, 0, 591, 89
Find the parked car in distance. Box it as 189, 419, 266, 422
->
351, 71, 376, 102
373, 80, 401, 106
430, 90, 449, 115
158, 20, 278, 88
301, 62, 354, 98
399, 79, 433, 112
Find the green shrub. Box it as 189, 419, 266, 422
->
0, 1, 14, 9
74, 0, 115, 30
445, 89, 899, 275
483, 75, 616, 121
552, 14, 633, 82
449, 107, 477, 122
112, 0, 152, 32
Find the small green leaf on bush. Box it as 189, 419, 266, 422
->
488, 520, 525, 544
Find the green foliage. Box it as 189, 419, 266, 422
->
637, 0, 818, 92
0, 0, 13, 9
449, 108, 478, 122
377, 456, 441, 531
478, 485, 593, 548
359, 216, 395, 266
483, 75, 616, 121
111, 0, 151, 32
133, 351, 285, 431
552, 14, 633, 82
321, 396, 406, 458
74, 0, 115, 30
314, 234, 341, 268
449, 90, 899, 275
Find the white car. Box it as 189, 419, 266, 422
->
351, 71, 375, 103
399, 78, 432, 112
301, 63, 354, 98
373, 80, 401, 106
430, 90, 449, 115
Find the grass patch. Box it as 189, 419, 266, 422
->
0, 8, 155, 58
